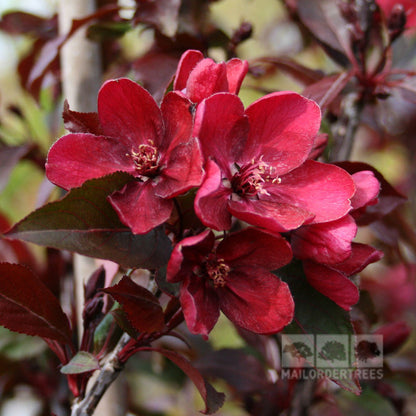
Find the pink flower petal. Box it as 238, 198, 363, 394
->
46, 133, 135, 189
193, 93, 249, 174
219, 267, 294, 334
195, 159, 233, 230
156, 137, 203, 198
244, 92, 321, 173
291, 215, 357, 265
228, 197, 313, 232
303, 260, 359, 310
109, 181, 173, 234
334, 243, 383, 276
173, 50, 204, 92
186, 59, 229, 103
217, 227, 292, 270
166, 229, 214, 283
275, 160, 355, 223
160, 92, 194, 153
98, 78, 164, 148
350, 171, 380, 210
180, 274, 220, 338
225, 58, 249, 94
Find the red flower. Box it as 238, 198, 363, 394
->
46, 78, 203, 234
292, 170, 380, 265
174, 49, 248, 103
193, 92, 355, 232
302, 243, 383, 310
292, 170, 382, 310
167, 228, 294, 338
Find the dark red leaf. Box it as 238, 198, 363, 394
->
103, 276, 164, 334
26, 5, 120, 99
297, 0, 352, 67
0, 213, 37, 271
5, 173, 172, 269
133, 0, 181, 37
194, 348, 268, 394
251, 56, 323, 86
139, 347, 226, 414
0, 12, 57, 38
0, 263, 72, 345
302, 72, 353, 110
132, 51, 179, 102
62, 100, 102, 134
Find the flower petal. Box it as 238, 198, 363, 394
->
217, 228, 292, 270
193, 93, 249, 174
275, 160, 355, 223
303, 260, 359, 310
98, 78, 164, 148
350, 171, 380, 210
160, 92, 194, 153
195, 159, 232, 230
109, 181, 173, 234
228, 197, 313, 232
186, 59, 229, 103
244, 92, 320, 173
180, 274, 220, 338
218, 267, 294, 334
46, 133, 134, 189
166, 229, 214, 283
291, 215, 357, 265
225, 58, 249, 94
156, 137, 204, 198
334, 243, 383, 276
173, 49, 204, 92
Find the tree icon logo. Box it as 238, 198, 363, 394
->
283, 341, 313, 360
318, 340, 347, 362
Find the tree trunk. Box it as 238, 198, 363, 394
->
58, 1, 126, 414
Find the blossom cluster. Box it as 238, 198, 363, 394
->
46, 50, 382, 338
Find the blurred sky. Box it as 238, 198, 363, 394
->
0, 0, 56, 76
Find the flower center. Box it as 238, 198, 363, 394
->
231, 157, 280, 197
202, 255, 230, 288
129, 141, 160, 178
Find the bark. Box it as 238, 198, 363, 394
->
58, 1, 126, 414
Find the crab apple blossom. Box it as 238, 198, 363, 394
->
193, 92, 356, 232
46, 78, 203, 234
291, 170, 382, 310
167, 227, 294, 338
173, 49, 248, 103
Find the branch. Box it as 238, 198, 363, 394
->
329, 92, 363, 162
70, 333, 131, 416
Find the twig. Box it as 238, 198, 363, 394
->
70, 333, 131, 416
330, 92, 363, 162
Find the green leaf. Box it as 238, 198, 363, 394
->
278, 260, 360, 394
61, 351, 100, 374
6, 173, 172, 269
87, 21, 132, 40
